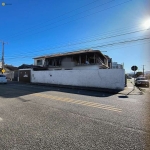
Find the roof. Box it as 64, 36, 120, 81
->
104, 55, 111, 59
33, 49, 106, 59
4, 65, 18, 71
18, 64, 34, 69
18, 64, 48, 70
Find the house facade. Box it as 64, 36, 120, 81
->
33, 50, 111, 70
18, 49, 125, 90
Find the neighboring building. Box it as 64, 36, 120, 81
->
104, 55, 112, 69
112, 62, 123, 69
33, 49, 109, 70
18, 64, 48, 70
3, 64, 18, 80
4, 64, 18, 71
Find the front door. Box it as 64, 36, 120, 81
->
19, 70, 31, 83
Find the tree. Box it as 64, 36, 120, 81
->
136, 72, 143, 77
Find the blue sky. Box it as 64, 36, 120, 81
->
0, 0, 150, 73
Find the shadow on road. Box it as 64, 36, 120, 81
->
0, 81, 116, 98
118, 95, 128, 98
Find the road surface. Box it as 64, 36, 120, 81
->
0, 81, 150, 149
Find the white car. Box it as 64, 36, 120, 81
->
0, 74, 7, 84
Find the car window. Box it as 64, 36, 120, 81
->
0, 75, 6, 77
136, 77, 146, 80
140, 78, 146, 80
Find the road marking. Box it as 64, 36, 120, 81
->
0, 117, 3, 121
33, 93, 122, 112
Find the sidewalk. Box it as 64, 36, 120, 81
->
119, 79, 143, 95
7, 80, 142, 95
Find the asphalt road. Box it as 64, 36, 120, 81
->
0, 82, 150, 150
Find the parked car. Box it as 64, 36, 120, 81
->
135, 77, 149, 87
0, 74, 7, 84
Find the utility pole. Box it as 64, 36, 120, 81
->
2, 42, 4, 70
143, 65, 145, 77
0, 41, 7, 74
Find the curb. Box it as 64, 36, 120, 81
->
8, 81, 122, 94
129, 80, 144, 94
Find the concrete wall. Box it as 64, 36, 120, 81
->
47, 65, 99, 71
4, 71, 14, 80
73, 65, 99, 70
31, 69, 125, 90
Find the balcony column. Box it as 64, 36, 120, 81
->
79, 55, 81, 64
94, 53, 95, 64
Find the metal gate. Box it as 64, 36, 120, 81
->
19, 70, 31, 83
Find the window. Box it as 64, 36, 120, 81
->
37, 59, 42, 65
0, 75, 6, 77
139, 78, 146, 80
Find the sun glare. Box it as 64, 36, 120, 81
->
143, 19, 150, 29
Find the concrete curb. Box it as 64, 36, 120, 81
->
118, 80, 144, 95
8, 81, 122, 94
31, 82, 122, 94
128, 80, 144, 95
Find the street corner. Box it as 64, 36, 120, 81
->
137, 86, 150, 94
119, 80, 143, 96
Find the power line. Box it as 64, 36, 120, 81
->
97, 38, 150, 50
3, 0, 113, 40
4, 0, 131, 41
8, 24, 148, 60
5, 34, 148, 60
91, 37, 150, 48
33, 36, 150, 57
7, 25, 143, 56
7, 40, 149, 66
5, 40, 150, 65
5, 28, 149, 58
5, 36, 150, 60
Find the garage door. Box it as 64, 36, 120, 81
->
19, 70, 31, 83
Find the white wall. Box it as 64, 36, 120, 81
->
34, 59, 36, 66
31, 69, 125, 90
47, 65, 100, 70
73, 65, 99, 70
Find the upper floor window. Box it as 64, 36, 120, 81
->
37, 59, 42, 65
